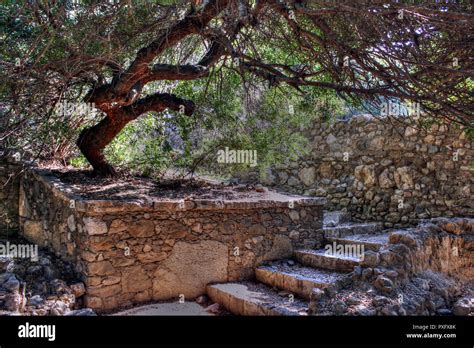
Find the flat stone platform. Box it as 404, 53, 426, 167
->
18, 168, 326, 312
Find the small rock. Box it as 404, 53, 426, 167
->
3, 276, 20, 293
4, 293, 21, 312
39, 257, 52, 266
298, 167, 316, 186
362, 268, 373, 280
27, 265, 43, 276
310, 288, 325, 302
379, 250, 400, 265
43, 266, 55, 280
65, 308, 97, 316
419, 279, 430, 291
289, 230, 300, 239
380, 305, 399, 316
51, 279, 70, 295
355, 305, 376, 316
35, 308, 48, 315
308, 301, 318, 315
60, 293, 76, 307
453, 298, 472, 316
0, 272, 13, 284
70, 282, 86, 298
308, 288, 324, 315
426, 300, 436, 311
195, 295, 208, 305
346, 296, 360, 306
83, 217, 108, 235
384, 270, 398, 279
399, 234, 418, 248
373, 295, 391, 307
27, 295, 44, 307
332, 300, 348, 315
0, 257, 13, 272
398, 307, 407, 316
205, 303, 221, 314
49, 301, 69, 316
324, 285, 337, 298
373, 268, 384, 276
437, 309, 453, 316
362, 251, 380, 267
374, 276, 394, 293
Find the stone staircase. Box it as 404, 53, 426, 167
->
207, 211, 390, 315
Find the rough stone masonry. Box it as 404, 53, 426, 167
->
16, 168, 325, 312
238, 115, 473, 226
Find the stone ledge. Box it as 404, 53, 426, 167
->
18, 166, 326, 312
27, 167, 326, 214
75, 196, 326, 214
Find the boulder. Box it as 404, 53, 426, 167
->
152, 241, 228, 300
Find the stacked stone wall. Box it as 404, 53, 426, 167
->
19, 169, 325, 312
249, 115, 473, 226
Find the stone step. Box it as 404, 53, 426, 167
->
207, 282, 308, 316
326, 232, 391, 251
323, 210, 351, 227
294, 249, 361, 272
255, 261, 347, 299
322, 222, 384, 238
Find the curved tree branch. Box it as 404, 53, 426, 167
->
88, 0, 231, 109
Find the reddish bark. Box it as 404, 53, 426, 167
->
78, 0, 230, 175
77, 113, 127, 176
78, 94, 195, 176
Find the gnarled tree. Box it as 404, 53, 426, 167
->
1, 0, 473, 175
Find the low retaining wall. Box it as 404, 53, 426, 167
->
359, 217, 474, 283
309, 217, 474, 316
19, 168, 325, 312
241, 115, 474, 226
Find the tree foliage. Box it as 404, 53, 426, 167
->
0, 0, 473, 176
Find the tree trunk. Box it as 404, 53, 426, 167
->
77, 92, 194, 176
77, 112, 131, 176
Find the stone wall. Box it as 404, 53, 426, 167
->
308, 217, 474, 316
19, 168, 325, 312
0, 157, 20, 233
253, 115, 473, 227
359, 217, 474, 283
